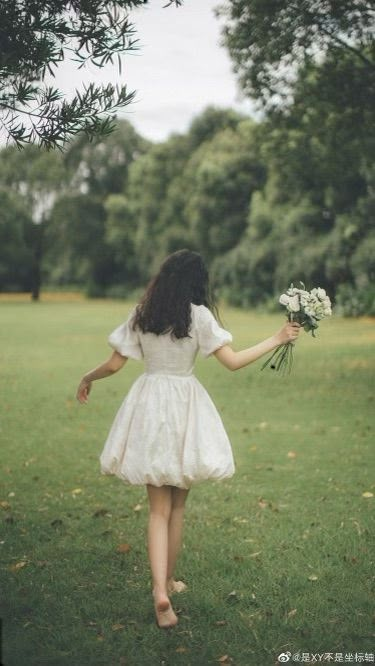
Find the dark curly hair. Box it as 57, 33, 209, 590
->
132, 249, 219, 339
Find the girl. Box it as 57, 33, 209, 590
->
76, 249, 300, 629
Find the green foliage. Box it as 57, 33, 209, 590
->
335, 283, 375, 317
0, 91, 374, 313
125, 133, 192, 279
218, 0, 375, 111
183, 120, 266, 261
0, 144, 66, 297
63, 120, 151, 197
0, 189, 33, 290
46, 194, 112, 291
186, 105, 245, 150
104, 193, 140, 290
0, 0, 180, 149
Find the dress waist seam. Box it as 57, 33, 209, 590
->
143, 372, 194, 379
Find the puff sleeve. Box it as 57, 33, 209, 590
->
196, 305, 233, 358
108, 309, 143, 360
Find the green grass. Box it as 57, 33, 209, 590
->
0, 300, 374, 666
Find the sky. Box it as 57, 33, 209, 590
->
48, 0, 256, 142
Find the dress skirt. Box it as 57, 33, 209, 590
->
99, 372, 235, 489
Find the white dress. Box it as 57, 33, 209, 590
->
99, 303, 235, 489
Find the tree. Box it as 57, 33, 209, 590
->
125, 133, 192, 280
46, 193, 111, 294
0, 189, 33, 291
0, 0, 181, 149
186, 105, 245, 151
63, 119, 150, 197
183, 120, 265, 262
0, 145, 66, 298
218, 0, 375, 111
104, 193, 140, 294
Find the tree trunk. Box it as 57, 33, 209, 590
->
31, 224, 43, 301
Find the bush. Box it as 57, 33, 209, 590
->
334, 284, 375, 317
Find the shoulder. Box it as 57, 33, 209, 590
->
191, 303, 214, 321
191, 303, 222, 335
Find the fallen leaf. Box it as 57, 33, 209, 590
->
117, 543, 131, 554
215, 620, 227, 626
287, 451, 297, 458
226, 591, 238, 604
258, 499, 268, 509
8, 492, 15, 497
111, 623, 126, 631
133, 503, 142, 512
23, 457, 36, 467
175, 647, 188, 653
218, 656, 232, 664
258, 422, 268, 430
362, 491, 373, 498
0, 501, 11, 510
308, 575, 318, 581
71, 488, 82, 495
287, 608, 297, 617
9, 560, 28, 572
249, 551, 262, 558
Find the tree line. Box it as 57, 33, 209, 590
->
0, 97, 373, 315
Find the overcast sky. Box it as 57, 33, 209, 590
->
50, 0, 256, 142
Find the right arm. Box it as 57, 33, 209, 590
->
76, 351, 128, 403
213, 321, 301, 371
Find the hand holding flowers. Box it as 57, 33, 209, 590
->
261, 283, 332, 374
275, 320, 302, 345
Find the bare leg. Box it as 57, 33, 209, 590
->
167, 487, 189, 593
146, 484, 178, 628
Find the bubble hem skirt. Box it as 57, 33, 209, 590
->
99, 373, 235, 489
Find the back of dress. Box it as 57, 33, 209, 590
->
107, 303, 233, 376
99, 302, 235, 489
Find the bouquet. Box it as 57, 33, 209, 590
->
261, 283, 332, 375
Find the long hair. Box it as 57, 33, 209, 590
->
132, 249, 219, 338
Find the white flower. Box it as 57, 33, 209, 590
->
299, 292, 310, 307
279, 294, 290, 306
312, 287, 327, 300
288, 294, 300, 312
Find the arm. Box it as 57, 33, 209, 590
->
213, 321, 301, 371
76, 351, 128, 403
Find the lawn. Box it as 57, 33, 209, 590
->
0, 299, 374, 666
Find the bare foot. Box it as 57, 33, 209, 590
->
152, 589, 178, 629
167, 578, 187, 594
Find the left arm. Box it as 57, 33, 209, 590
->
76, 351, 128, 403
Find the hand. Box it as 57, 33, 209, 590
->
275, 321, 301, 345
76, 379, 92, 404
